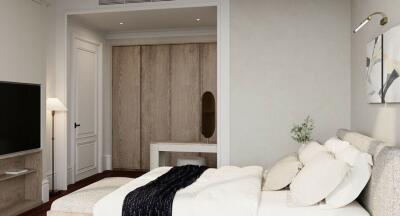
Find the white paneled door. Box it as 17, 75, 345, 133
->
72, 37, 101, 182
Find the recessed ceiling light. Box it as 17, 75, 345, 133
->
119, 22, 124, 25
196, 18, 201, 22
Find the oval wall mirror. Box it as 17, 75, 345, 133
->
201, 91, 216, 139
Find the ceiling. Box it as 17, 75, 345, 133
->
72, 6, 217, 33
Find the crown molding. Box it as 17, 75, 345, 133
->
106, 27, 217, 40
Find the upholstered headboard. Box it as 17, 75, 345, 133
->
337, 129, 400, 216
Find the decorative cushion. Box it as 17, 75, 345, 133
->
324, 137, 350, 154
298, 141, 330, 165
309, 151, 335, 162
278, 153, 299, 163
289, 155, 350, 206
335, 145, 373, 166
262, 154, 303, 191
325, 151, 372, 208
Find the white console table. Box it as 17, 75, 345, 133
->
150, 142, 217, 170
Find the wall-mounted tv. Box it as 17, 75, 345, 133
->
0, 81, 41, 156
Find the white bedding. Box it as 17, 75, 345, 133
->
51, 177, 132, 214
258, 191, 370, 216
93, 166, 263, 216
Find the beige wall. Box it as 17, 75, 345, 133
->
0, 1, 47, 83
230, 0, 351, 167
0, 0, 47, 179
351, 0, 400, 146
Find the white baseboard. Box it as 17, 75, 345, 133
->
42, 178, 49, 202
46, 171, 54, 189
103, 155, 112, 170
67, 167, 73, 184
46, 166, 73, 188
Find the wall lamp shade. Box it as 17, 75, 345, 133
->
47, 98, 67, 112
353, 12, 388, 33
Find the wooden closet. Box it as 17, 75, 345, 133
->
112, 43, 217, 170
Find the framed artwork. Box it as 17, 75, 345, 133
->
366, 35, 383, 103
382, 25, 400, 103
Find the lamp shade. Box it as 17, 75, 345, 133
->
47, 98, 67, 111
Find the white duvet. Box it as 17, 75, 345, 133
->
93, 166, 263, 216
258, 191, 370, 216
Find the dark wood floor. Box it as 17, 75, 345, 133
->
19, 170, 146, 216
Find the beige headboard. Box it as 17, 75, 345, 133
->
337, 129, 400, 216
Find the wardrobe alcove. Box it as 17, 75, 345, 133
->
67, 6, 218, 174
112, 43, 217, 170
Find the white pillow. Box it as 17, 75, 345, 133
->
335, 145, 373, 166
325, 152, 372, 208
278, 153, 299, 163
289, 155, 350, 206
309, 151, 335, 163
298, 141, 330, 165
262, 154, 303, 191
324, 137, 350, 154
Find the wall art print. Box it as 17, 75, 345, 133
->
366, 34, 383, 103
382, 25, 400, 103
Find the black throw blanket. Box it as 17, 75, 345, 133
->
122, 165, 208, 216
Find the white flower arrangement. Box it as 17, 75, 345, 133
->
291, 116, 314, 144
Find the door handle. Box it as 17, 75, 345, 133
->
74, 123, 81, 128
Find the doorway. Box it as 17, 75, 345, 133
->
70, 35, 103, 182
65, 1, 230, 187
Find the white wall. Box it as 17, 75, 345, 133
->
46, 0, 110, 189
230, 0, 351, 167
0, 0, 47, 177
351, 0, 400, 146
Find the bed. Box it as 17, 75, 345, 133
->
258, 190, 369, 216
47, 129, 400, 216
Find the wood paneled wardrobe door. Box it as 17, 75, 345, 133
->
170, 44, 201, 165
112, 46, 141, 170
200, 43, 218, 167
141, 45, 171, 170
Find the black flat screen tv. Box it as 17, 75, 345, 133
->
0, 81, 41, 156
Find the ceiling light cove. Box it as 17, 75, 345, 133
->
119, 22, 124, 25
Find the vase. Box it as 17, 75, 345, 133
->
298, 143, 307, 153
